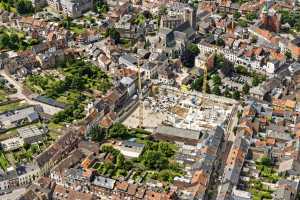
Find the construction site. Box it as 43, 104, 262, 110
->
122, 85, 238, 132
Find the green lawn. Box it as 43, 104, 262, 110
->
0, 90, 8, 102
70, 25, 85, 35
0, 101, 28, 113
0, 129, 18, 141
48, 122, 64, 130
0, 152, 9, 171
47, 122, 64, 140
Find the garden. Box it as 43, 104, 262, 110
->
0, 100, 28, 113
0, 27, 39, 51
0, 0, 33, 15
2, 122, 63, 165
0, 151, 9, 171
88, 123, 184, 184
25, 59, 112, 123
246, 157, 281, 200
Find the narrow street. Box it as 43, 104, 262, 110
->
0, 70, 62, 115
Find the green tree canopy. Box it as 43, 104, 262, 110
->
141, 150, 169, 170
108, 123, 129, 139
15, 0, 34, 15
87, 125, 106, 142
212, 74, 222, 86
233, 11, 241, 20
181, 43, 200, 68
260, 157, 272, 166
212, 85, 221, 95
232, 91, 240, 100
242, 83, 250, 95
105, 28, 120, 44
96, 0, 109, 14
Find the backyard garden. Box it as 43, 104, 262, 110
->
0, 27, 39, 51
246, 157, 281, 200
25, 59, 112, 123
89, 123, 184, 184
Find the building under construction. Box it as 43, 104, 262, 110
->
122, 85, 238, 132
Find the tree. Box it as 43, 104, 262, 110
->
15, 0, 34, 15
261, 157, 272, 166
212, 85, 221, 95
141, 150, 169, 170
214, 54, 228, 69
216, 38, 225, 47
236, 65, 249, 76
70, 75, 85, 90
87, 125, 106, 142
159, 170, 175, 183
285, 50, 292, 60
191, 76, 203, 91
0, 79, 5, 89
62, 16, 72, 29
238, 19, 247, 27
233, 11, 241, 20
96, 0, 109, 14
0, 33, 9, 49
186, 43, 200, 55
232, 91, 240, 100
158, 142, 175, 157
224, 87, 232, 98
23, 143, 30, 150
252, 76, 260, 86
180, 43, 200, 68
134, 13, 146, 25
144, 39, 151, 49
159, 5, 167, 16
251, 36, 257, 43
242, 83, 250, 94
116, 153, 125, 168
143, 10, 152, 19
105, 28, 120, 44
246, 12, 257, 21
212, 74, 221, 86
205, 82, 210, 94
108, 123, 129, 139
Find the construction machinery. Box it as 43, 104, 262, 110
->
137, 60, 144, 128
198, 59, 208, 95
201, 62, 208, 95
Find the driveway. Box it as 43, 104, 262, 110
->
0, 70, 62, 115
1, 187, 26, 200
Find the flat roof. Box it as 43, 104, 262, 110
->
17, 125, 45, 138
156, 125, 201, 140
92, 176, 116, 189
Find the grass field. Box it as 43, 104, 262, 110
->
0, 101, 28, 113
70, 25, 85, 35
0, 152, 9, 171
0, 90, 8, 102
47, 122, 64, 140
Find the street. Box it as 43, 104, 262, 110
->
1, 187, 26, 200
0, 70, 62, 115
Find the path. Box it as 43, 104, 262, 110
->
0, 71, 62, 115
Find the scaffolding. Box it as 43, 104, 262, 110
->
138, 60, 144, 128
